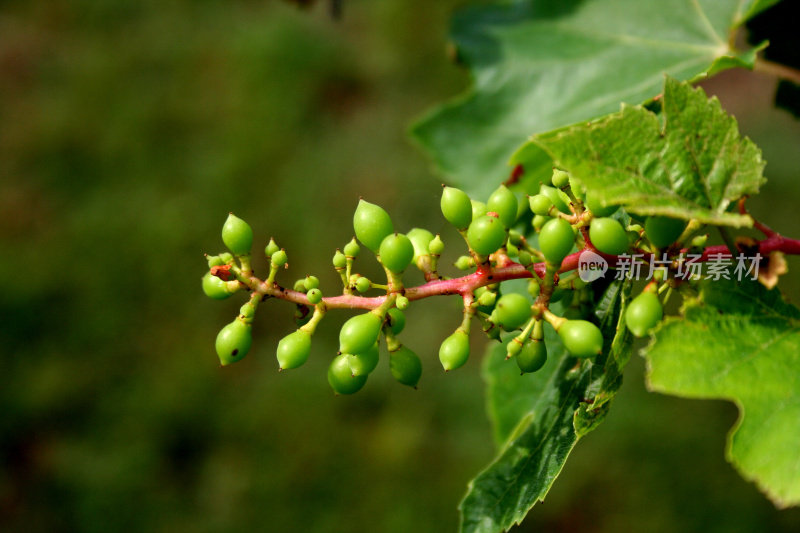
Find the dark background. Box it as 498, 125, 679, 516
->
2, 1, 800, 531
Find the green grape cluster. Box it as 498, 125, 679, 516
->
203, 170, 692, 394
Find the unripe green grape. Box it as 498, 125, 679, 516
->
219, 252, 234, 263
265, 238, 280, 258
353, 199, 394, 253
276, 329, 312, 370
344, 238, 361, 258
528, 280, 541, 298
215, 319, 252, 366
471, 200, 488, 220
551, 169, 570, 189
429, 235, 444, 255
307, 288, 322, 304
348, 342, 380, 377
379, 233, 414, 273
506, 243, 519, 259
339, 312, 382, 355
558, 319, 603, 358
517, 339, 547, 373
508, 229, 523, 246
222, 213, 253, 255
494, 293, 531, 330
439, 330, 470, 371
467, 215, 506, 256
271, 249, 288, 267
539, 218, 575, 265
303, 275, 319, 290
589, 217, 629, 255
333, 250, 346, 269
441, 186, 473, 230
487, 184, 518, 228
585, 191, 618, 217
518, 250, 532, 266
202, 272, 234, 300
477, 290, 496, 307
455, 255, 474, 270
625, 291, 663, 337
390, 346, 422, 387
386, 308, 405, 335
475, 289, 497, 315
539, 185, 571, 214
532, 214, 548, 231
407, 228, 434, 259
645, 216, 687, 248
328, 353, 367, 395
396, 295, 409, 310
294, 279, 308, 292
207, 255, 225, 268
529, 194, 554, 217
355, 276, 371, 293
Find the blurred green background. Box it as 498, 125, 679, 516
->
2, 1, 800, 532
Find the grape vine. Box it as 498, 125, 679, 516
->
200, 0, 800, 529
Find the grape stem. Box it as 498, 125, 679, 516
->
219, 222, 800, 311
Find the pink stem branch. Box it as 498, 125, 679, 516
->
225, 233, 800, 311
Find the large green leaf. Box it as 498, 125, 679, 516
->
644, 278, 800, 508
526, 78, 766, 225
411, 0, 766, 199
464, 280, 633, 532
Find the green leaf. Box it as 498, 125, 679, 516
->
465, 280, 633, 532
706, 39, 768, 77
411, 0, 766, 199
644, 278, 800, 508
526, 78, 766, 226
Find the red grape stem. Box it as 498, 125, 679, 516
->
216, 213, 800, 311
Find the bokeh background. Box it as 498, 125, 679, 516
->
2, 1, 800, 532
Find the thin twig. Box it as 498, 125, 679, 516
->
754, 58, 800, 85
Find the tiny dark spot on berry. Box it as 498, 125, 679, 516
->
232, 349, 239, 356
